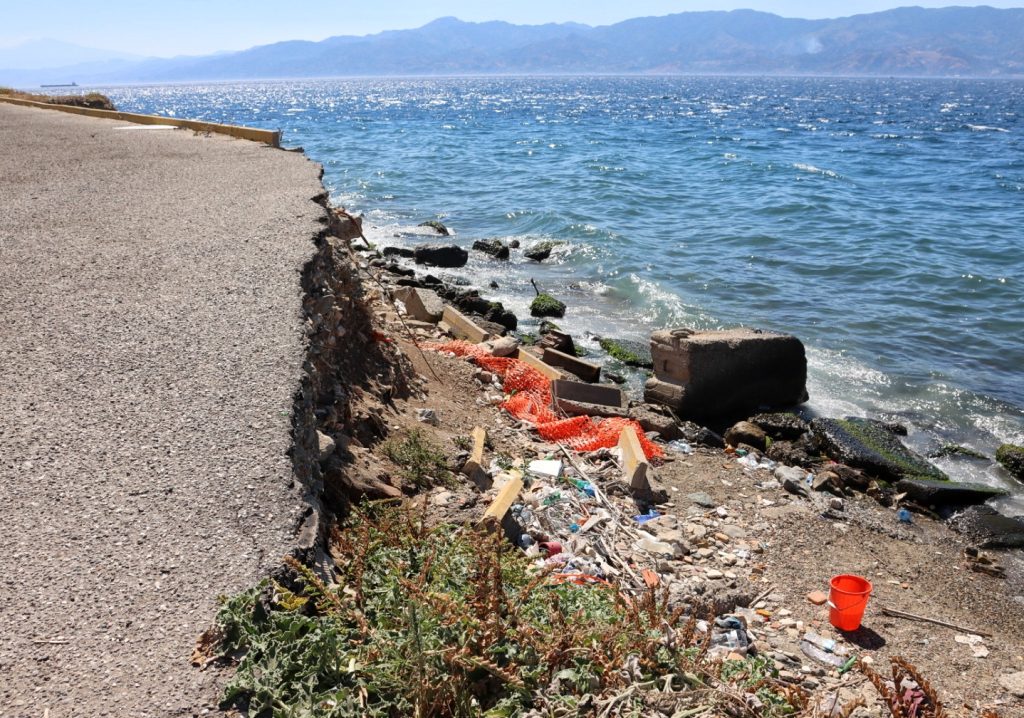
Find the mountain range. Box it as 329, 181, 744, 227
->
3, 7, 1023, 86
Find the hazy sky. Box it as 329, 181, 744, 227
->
3, 1, 1023, 56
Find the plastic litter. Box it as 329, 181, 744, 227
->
528, 459, 563, 478
633, 510, 661, 524
666, 439, 694, 454
898, 508, 913, 524
800, 630, 850, 667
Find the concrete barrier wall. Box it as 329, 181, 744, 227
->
0, 96, 281, 147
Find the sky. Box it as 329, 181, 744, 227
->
3, 0, 1024, 57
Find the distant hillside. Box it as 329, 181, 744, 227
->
3, 7, 1023, 85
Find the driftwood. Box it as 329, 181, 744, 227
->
881, 607, 992, 638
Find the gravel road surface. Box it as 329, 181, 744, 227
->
0, 103, 326, 717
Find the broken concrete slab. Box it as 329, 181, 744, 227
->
551, 379, 628, 418
542, 347, 601, 383
394, 286, 444, 323
618, 425, 651, 496
644, 327, 807, 423
461, 426, 490, 490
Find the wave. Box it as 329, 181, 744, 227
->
792, 162, 841, 179
966, 124, 1009, 133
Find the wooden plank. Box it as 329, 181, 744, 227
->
542, 347, 601, 382
442, 305, 491, 343
481, 470, 523, 523
0, 96, 281, 146
516, 347, 565, 380
618, 425, 651, 494
461, 426, 489, 490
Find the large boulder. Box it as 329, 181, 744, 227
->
810, 417, 947, 482
948, 506, 1024, 549
414, 244, 468, 268
724, 421, 767, 451
524, 240, 560, 261
996, 444, 1024, 482
896, 478, 1007, 510
644, 328, 807, 423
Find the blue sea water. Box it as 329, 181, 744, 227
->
101, 77, 1024, 506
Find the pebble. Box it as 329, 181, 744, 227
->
706, 568, 724, 579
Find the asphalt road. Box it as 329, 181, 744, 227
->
0, 103, 325, 717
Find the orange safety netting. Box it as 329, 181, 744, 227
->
424, 340, 663, 460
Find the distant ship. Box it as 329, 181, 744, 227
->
40, 82, 78, 88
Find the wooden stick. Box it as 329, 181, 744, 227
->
881, 607, 992, 638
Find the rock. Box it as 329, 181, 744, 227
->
810, 417, 947, 482
485, 336, 519, 358
782, 477, 809, 498
631, 405, 681, 440
929, 444, 989, 460
996, 444, 1024, 482
806, 590, 828, 605
678, 421, 725, 448
472, 239, 510, 260
829, 498, 845, 511
416, 408, 440, 426
394, 286, 444, 323
414, 244, 468, 268
999, 671, 1024, 698
597, 337, 653, 368
830, 464, 870, 492
688, 492, 717, 508
749, 412, 809, 440
775, 465, 806, 484
896, 478, 1007, 509
316, 430, 336, 463
529, 293, 566, 318
508, 239, 521, 249
645, 328, 807, 424
418, 220, 450, 235
948, 506, 1024, 549
383, 263, 415, 277
725, 421, 767, 451
766, 440, 811, 467
524, 240, 560, 261
635, 532, 685, 558
812, 471, 842, 494
382, 246, 415, 259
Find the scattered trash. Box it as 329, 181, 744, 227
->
737, 454, 776, 471
633, 509, 661, 524
707, 616, 753, 658
416, 408, 440, 426
528, 459, 563, 478
897, 508, 913, 524
828, 574, 872, 631
800, 630, 850, 667
666, 439, 694, 454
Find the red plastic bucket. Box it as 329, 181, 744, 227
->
828, 574, 872, 631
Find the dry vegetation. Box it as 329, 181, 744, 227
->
0, 86, 115, 110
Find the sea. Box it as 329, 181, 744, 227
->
98, 76, 1024, 510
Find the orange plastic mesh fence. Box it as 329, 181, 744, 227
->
423, 341, 663, 460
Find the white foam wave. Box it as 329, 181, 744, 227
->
967, 124, 1009, 133
793, 162, 841, 179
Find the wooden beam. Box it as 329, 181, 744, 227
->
618, 425, 651, 494
461, 426, 489, 490
516, 347, 564, 380
481, 470, 523, 524
442, 305, 491, 343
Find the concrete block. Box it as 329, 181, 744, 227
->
645, 327, 807, 423
551, 380, 628, 418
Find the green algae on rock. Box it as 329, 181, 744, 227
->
597, 337, 653, 368
810, 417, 948, 482
996, 443, 1024, 482
529, 292, 566, 318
